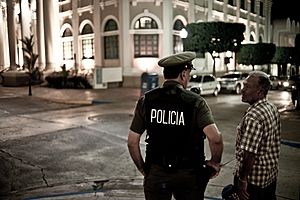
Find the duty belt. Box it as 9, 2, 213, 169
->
150, 155, 203, 170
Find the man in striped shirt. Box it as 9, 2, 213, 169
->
234, 71, 281, 200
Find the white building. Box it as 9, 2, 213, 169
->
2, 0, 297, 88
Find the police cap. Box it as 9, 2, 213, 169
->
158, 52, 196, 70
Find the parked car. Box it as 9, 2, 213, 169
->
269, 75, 280, 90
187, 74, 220, 96
276, 75, 300, 91
217, 71, 249, 94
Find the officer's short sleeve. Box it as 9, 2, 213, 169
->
130, 96, 146, 134
195, 99, 215, 131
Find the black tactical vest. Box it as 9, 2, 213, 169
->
144, 84, 205, 168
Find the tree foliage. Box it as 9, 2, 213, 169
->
272, 47, 295, 64
21, 35, 39, 96
183, 21, 245, 75
183, 21, 246, 54
236, 43, 276, 70
21, 35, 39, 73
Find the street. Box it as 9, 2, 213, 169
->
0, 86, 299, 200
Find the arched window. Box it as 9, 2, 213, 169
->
173, 19, 185, 54
104, 19, 118, 31
104, 19, 119, 59
134, 17, 158, 57
134, 17, 158, 29
82, 24, 93, 34
81, 24, 94, 59
62, 28, 73, 60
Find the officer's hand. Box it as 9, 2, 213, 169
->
206, 160, 221, 178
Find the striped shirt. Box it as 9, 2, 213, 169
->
235, 99, 281, 188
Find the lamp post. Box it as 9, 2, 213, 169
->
212, 51, 219, 77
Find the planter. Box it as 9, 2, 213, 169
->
1, 71, 29, 86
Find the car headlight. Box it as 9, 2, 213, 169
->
283, 81, 289, 87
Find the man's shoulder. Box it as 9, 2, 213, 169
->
181, 89, 206, 105
247, 100, 279, 120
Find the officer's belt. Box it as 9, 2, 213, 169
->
150, 155, 203, 169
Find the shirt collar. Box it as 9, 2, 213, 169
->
247, 98, 267, 112
162, 80, 183, 89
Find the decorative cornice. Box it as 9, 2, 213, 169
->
131, 0, 162, 7
99, 0, 117, 10
78, 5, 93, 15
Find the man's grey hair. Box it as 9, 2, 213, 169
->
249, 71, 271, 96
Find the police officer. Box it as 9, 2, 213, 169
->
127, 52, 223, 200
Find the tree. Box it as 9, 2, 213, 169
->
236, 43, 276, 71
21, 35, 39, 96
183, 22, 245, 76
272, 47, 295, 76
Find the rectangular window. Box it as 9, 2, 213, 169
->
251, 0, 255, 13
104, 35, 119, 59
134, 34, 158, 57
82, 38, 94, 59
63, 41, 73, 60
260, 1, 264, 16
173, 35, 183, 54
240, 0, 245, 10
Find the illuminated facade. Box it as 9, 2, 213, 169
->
0, 0, 282, 87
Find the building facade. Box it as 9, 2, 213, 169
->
2, 0, 295, 88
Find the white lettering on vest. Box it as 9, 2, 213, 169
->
150, 109, 185, 125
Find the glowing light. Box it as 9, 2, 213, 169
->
134, 58, 159, 73
180, 28, 188, 38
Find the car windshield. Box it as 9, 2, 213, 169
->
190, 75, 202, 82
221, 74, 241, 79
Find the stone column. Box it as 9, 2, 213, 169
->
188, 0, 195, 23
246, 0, 251, 41
119, 0, 131, 75
255, 0, 260, 42
72, 0, 79, 71
223, 0, 228, 21
93, 0, 102, 67
162, 0, 173, 57
43, 0, 60, 70
207, 0, 213, 21
6, 0, 17, 69
36, 0, 46, 69
20, 0, 31, 39
0, 2, 6, 69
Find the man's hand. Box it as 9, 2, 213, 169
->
237, 179, 249, 200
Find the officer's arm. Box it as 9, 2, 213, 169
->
203, 124, 223, 168
127, 130, 146, 176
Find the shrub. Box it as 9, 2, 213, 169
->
45, 72, 92, 89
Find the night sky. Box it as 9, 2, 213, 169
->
271, 0, 300, 22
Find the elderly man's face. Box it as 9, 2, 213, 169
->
241, 75, 261, 105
